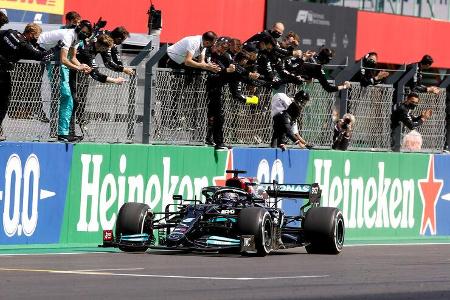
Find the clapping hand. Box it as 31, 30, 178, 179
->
421, 109, 433, 120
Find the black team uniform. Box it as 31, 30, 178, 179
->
0, 29, 56, 135
69, 42, 114, 135
352, 55, 384, 87
271, 101, 302, 149
296, 61, 339, 93
205, 47, 233, 149
390, 102, 424, 151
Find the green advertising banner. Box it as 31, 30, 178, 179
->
307, 150, 442, 242
3, 143, 450, 252
60, 144, 229, 245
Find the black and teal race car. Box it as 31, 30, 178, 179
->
101, 170, 345, 256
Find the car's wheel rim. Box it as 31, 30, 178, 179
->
335, 214, 345, 250
262, 215, 272, 252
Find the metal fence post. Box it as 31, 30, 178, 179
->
438, 75, 450, 89
142, 44, 168, 144
129, 42, 155, 67
384, 64, 406, 85
439, 75, 450, 150
334, 60, 361, 117
126, 73, 137, 141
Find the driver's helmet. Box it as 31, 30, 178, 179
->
217, 191, 239, 205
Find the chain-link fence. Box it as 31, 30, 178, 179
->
223, 84, 274, 145
152, 68, 276, 145
401, 88, 446, 152
152, 69, 449, 151
152, 68, 208, 144
286, 82, 337, 148
73, 69, 139, 143
2, 62, 448, 152
152, 68, 337, 147
3, 62, 51, 141
347, 83, 394, 150
2, 61, 140, 143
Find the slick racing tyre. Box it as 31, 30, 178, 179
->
303, 207, 345, 254
116, 202, 151, 252
238, 207, 273, 256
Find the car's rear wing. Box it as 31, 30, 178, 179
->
259, 182, 321, 205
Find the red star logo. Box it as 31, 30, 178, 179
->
418, 156, 443, 235
213, 150, 233, 186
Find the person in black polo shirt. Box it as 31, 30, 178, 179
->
0, 22, 58, 140
404, 55, 440, 94
391, 92, 432, 151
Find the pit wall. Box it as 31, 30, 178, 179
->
1, 142, 449, 249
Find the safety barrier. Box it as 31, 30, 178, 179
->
1, 142, 450, 250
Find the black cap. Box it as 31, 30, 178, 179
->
243, 43, 257, 53
420, 54, 433, 66
260, 32, 276, 46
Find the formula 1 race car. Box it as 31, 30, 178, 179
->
101, 170, 345, 256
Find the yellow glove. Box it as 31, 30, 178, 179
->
245, 96, 259, 105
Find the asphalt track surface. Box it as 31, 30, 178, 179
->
0, 244, 449, 300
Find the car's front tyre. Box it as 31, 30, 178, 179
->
115, 202, 151, 252
238, 207, 273, 256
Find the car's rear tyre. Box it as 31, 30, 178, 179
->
303, 207, 345, 254
238, 207, 273, 256
116, 202, 150, 252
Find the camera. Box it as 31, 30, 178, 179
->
92, 17, 107, 37
94, 17, 107, 31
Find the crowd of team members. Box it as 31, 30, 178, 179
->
0, 11, 133, 142
166, 22, 352, 150
0, 14, 440, 150
166, 22, 440, 151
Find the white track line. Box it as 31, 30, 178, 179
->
0, 268, 328, 280
73, 268, 145, 272
1, 243, 450, 257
